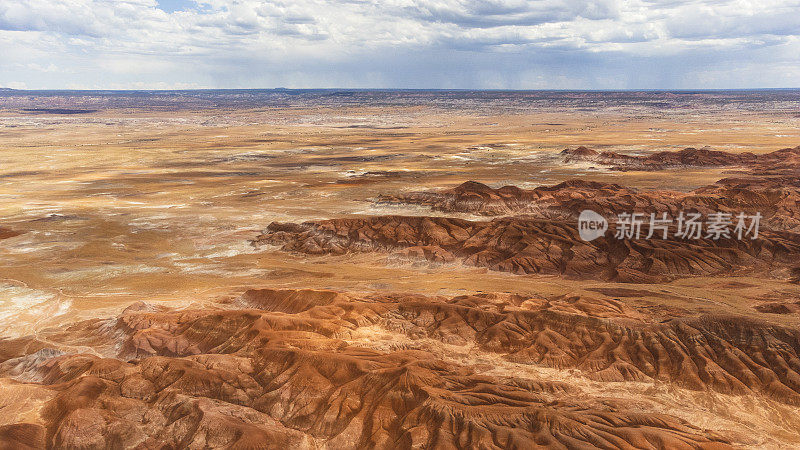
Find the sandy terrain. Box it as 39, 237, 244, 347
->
0, 90, 799, 448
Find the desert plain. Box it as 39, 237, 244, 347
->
0, 90, 799, 448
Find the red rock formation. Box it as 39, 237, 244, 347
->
378, 179, 631, 216
0, 423, 45, 449
754, 301, 800, 314
559, 145, 800, 171
255, 215, 800, 282
560, 146, 599, 162
599, 147, 759, 169
11, 288, 792, 448
377, 177, 800, 232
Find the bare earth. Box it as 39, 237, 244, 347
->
0, 91, 799, 448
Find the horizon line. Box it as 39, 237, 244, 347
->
2, 87, 800, 93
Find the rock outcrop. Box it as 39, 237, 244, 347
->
377, 177, 800, 233
559, 145, 800, 171
11, 288, 800, 448
255, 215, 800, 282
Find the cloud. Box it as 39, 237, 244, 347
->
0, 81, 28, 89
0, 0, 798, 88
395, 0, 624, 28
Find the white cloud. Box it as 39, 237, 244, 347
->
0, 0, 798, 88
0, 81, 28, 89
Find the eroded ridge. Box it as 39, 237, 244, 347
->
254, 215, 800, 282
8, 289, 795, 448
376, 177, 800, 233
560, 145, 800, 172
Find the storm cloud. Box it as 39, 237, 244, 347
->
0, 0, 798, 89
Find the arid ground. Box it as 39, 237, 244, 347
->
0, 90, 799, 448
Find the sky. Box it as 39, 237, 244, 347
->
1, 0, 799, 90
